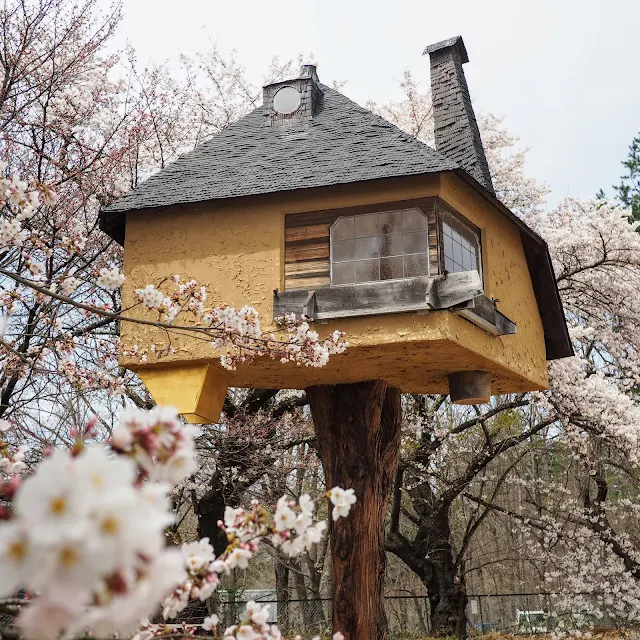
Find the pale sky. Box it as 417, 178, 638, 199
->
108, 0, 639, 207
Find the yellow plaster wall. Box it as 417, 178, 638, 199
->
120, 173, 547, 396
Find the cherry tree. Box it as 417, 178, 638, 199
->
370, 71, 640, 637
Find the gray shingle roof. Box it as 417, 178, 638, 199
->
103, 85, 459, 215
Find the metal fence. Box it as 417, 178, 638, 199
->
176, 592, 620, 638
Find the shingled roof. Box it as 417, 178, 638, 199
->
103, 85, 458, 216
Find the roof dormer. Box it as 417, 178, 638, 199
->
262, 64, 323, 127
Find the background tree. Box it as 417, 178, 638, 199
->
614, 133, 640, 223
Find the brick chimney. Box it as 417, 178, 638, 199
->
423, 36, 495, 195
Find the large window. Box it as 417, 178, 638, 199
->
441, 211, 481, 275
330, 208, 429, 286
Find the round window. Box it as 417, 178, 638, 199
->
273, 86, 301, 114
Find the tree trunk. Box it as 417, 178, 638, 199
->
196, 481, 229, 557
275, 558, 290, 634
427, 563, 468, 639
387, 506, 468, 639
307, 381, 402, 640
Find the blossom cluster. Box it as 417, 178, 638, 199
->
0, 406, 357, 640
111, 405, 199, 484
0, 443, 186, 639
124, 276, 349, 371
97, 267, 126, 290
162, 489, 356, 624
0, 161, 57, 253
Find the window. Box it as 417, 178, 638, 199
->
330, 208, 430, 285
441, 211, 481, 275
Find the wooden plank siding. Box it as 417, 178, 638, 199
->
284, 197, 439, 290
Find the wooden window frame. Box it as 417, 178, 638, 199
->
436, 201, 483, 282
328, 207, 431, 287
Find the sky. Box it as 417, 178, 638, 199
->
106, 0, 639, 207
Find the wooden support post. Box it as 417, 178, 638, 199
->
306, 381, 402, 640
448, 370, 491, 404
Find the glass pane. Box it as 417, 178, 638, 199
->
332, 217, 354, 240
380, 256, 403, 280
470, 248, 478, 270
402, 208, 428, 232
444, 256, 455, 273
355, 259, 379, 283
355, 213, 378, 237
403, 231, 428, 255
355, 236, 379, 260
379, 234, 403, 257
404, 253, 429, 277
333, 239, 354, 262
378, 210, 402, 234
444, 234, 453, 259
333, 261, 355, 285
453, 241, 463, 264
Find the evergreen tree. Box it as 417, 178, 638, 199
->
614, 133, 640, 223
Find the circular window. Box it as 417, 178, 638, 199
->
273, 86, 301, 114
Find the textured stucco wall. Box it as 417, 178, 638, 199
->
120, 173, 547, 395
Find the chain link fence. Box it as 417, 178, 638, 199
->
176, 594, 429, 638
176, 592, 621, 638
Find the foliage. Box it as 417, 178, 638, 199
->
613, 132, 640, 223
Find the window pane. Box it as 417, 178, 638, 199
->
404, 253, 429, 277
355, 213, 378, 237
403, 231, 428, 255
402, 208, 428, 231
355, 259, 379, 283
333, 239, 354, 262
379, 234, 403, 257
378, 210, 402, 234
444, 256, 455, 273
453, 241, 463, 264
355, 236, 379, 260
380, 256, 403, 280
333, 262, 355, 285
444, 234, 453, 257
332, 217, 354, 240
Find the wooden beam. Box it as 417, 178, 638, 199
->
455, 295, 517, 336
448, 370, 491, 404
303, 291, 318, 320
274, 271, 484, 320
432, 270, 483, 309
274, 272, 519, 338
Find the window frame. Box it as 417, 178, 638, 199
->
329, 207, 431, 287
436, 203, 483, 282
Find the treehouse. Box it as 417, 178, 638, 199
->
100, 36, 572, 424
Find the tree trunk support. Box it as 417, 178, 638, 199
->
307, 381, 402, 640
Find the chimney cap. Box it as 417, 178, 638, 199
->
299, 63, 318, 78
423, 36, 469, 64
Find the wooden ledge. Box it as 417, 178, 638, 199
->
273, 271, 516, 337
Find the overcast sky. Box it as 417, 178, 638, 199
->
108, 0, 639, 207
